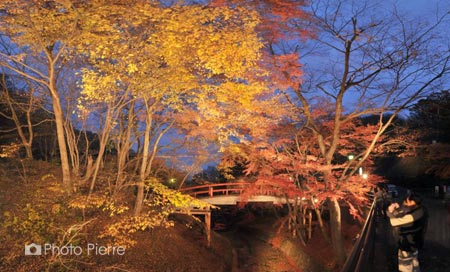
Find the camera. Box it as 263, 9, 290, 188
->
24, 243, 42, 256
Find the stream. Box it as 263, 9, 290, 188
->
216, 210, 301, 272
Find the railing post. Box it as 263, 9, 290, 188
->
209, 186, 213, 197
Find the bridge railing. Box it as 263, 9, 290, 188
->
179, 182, 279, 198
340, 197, 377, 272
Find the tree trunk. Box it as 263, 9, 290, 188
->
65, 120, 80, 181
313, 205, 329, 242
46, 49, 72, 194
134, 109, 152, 216
51, 94, 72, 194
88, 109, 113, 195
23, 143, 33, 159
114, 102, 135, 195
2, 80, 34, 159
328, 197, 346, 265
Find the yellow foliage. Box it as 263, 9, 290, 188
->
41, 174, 57, 182
2, 204, 50, 243
96, 180, 211, 249
47, 183, 66, 193
73, 2, 266, 126
0, 1, 79, 49
145, 181, 212, 212
99, 214, 174, 249
102, 202, 129, 217
68, 193, 129, 217
68, 193, 107, 210
0, 0, 272, 153
0, 143, 21, 158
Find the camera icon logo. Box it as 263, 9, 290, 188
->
24, 243, 42, 256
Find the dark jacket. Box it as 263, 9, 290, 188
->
387, 204, 427, 251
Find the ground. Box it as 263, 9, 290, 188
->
0, 159, 362, 272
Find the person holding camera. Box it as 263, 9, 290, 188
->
387, 192, 427, 272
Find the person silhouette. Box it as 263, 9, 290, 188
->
386, 192, 427, 272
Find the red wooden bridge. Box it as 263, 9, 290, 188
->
179, 182, 299, 205
178, 182, 317, 247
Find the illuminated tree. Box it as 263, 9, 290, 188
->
217, 0, 450, 264
289, 1, 449, 263
0, 0, 75, 192
0, 0, 136, 193
74, 1, 265, 215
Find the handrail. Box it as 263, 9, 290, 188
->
179, 182, 279, 198
179, 182, 323, 208
340, 197, 377, 272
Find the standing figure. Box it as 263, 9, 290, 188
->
375, 187, 387, 217
387, 192, 427, 272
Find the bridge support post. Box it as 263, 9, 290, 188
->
308, 210, 312, 240
173, 208, 212, 247
205, 211, 211, 247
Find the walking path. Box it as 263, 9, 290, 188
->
371, 195, 450, 272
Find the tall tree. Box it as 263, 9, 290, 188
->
287, 0, 449, 264
409, 90, 450, 143
390, 90, 450, 181
0, 1, 73, 192
218, 0, 450, 264
76, 1, 266, 215
0, 0, 120, 193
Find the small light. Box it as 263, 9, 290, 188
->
362, 173, 368, 179
348, 155, 354, 160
